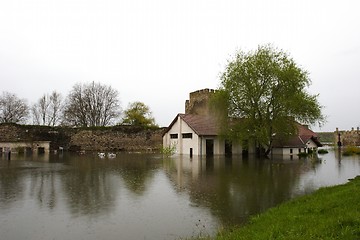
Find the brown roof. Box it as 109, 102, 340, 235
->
273, 123, 322, 148
165, 114, 322, 147
164, 114, 219, 136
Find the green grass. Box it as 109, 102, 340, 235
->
316, 132, 334, 143
215, 176, 360, 240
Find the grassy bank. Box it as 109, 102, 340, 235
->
215, 176, 360, 240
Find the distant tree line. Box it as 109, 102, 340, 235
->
0, 81, 158, 128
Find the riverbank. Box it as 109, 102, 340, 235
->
215, 176, 360, 240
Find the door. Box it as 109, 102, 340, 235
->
206, 139, 214, 156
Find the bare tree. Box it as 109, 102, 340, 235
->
63, 81, 121, 127
0, 91, 29, 123
32, 95, 50, 125
32, 91, 63, 126
48, 91, 63, 126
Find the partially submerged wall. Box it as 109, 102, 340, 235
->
0, 123, 165, 152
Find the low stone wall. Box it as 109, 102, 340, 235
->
0, 123, 165, 152
69, 127, 164, 152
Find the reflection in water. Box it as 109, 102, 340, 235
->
60, 156, 118, 216
165, 155, 310, 225
0, 151, 359, 239
0, 161, 26, 208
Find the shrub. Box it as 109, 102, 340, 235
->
318, 149, 329, 154
298, 152, 309, 158
160, 144, 176, 156
342, 145, 360, 156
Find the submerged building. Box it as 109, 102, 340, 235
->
163, 89, 322, 157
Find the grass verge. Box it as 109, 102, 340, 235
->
216, 176, 360, 240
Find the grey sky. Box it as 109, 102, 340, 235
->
0, 0, 359, 131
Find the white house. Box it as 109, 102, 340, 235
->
271, 123, 322, 157
162, 113, 243, 156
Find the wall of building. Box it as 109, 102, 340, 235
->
163, 116, 200, 155
232, 142, 243, 155
0, 141, 50, 153
272, 139, 317, 157
272, 148, 303, 159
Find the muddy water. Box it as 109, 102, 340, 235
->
0, 149, 359, 239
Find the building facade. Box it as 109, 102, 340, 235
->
163, 114, 243, 156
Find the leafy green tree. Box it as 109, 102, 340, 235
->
213, 44, 325, 156
122, 101, 157, 127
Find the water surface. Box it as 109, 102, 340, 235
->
0, 150, 359, 239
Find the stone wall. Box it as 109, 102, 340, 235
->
185, 88, 216, 116
335, 127, 360, 146
69, 126, 164, 152
0, 123, 165, 152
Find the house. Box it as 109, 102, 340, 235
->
163, 89, 322, 157
272, 123, 322, 157
163, 89, 249, 156
163, 113, 245, 156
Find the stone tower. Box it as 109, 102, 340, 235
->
185, 89, 216, 116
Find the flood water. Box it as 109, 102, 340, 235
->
0, 149, 359, 240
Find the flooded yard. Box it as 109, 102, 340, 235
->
0, 149, 359, 239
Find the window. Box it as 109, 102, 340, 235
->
170, 134, 178, 139
290, 149, 293, 154
182, 133, 193, 139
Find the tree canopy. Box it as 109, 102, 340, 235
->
63, 81, 121, 127
32, 91, 63, 126
213, 44, 325, 155
121, 101, 157, 127
0, 92, 29, 124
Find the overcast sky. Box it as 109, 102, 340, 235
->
0, 0, 359, 131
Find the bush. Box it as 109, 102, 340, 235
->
297, 152, 309, 158
318, 149, 329, 154
160, 144, 176, 156
342, 146, 360, 156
